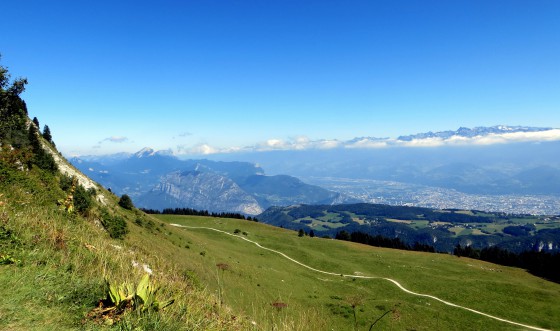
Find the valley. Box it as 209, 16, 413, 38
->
258, 203, 560, 255
304, 177, 560, 215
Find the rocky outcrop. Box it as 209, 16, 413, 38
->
136, 170, 263, 215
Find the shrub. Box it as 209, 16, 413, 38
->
118, 194, 134, 210
74, 184, 93, 215
100, 210, 128, 239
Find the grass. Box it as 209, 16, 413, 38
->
157, 214, 560, 330
0, 165, 247, 330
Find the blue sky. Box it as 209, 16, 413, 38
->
2, 0, 559, 155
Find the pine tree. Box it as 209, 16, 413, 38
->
27, 124, 57, 172
0, 55, 29, 147
43, 125, 53, 144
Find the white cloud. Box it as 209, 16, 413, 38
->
92, 136, 130, 150
348, 129, 560, 148
177, 144, 219, 155
173, 131, 193, 139
98, 136, 129, 144
173, 128, 560, 155
346, 138, 389, 149
316, 139, 343, 149
391, 129, 560, 148
249, 136, 344, 151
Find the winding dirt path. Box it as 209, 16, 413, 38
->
170, 223, 551, 331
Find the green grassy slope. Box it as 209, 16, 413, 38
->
0, 158, 247, 330
159, 214, 560, 330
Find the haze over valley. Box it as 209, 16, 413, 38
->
72, 126, 560, 215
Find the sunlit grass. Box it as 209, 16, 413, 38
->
159, 214, 560, 330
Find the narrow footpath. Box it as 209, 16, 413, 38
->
170, 223, 551, 331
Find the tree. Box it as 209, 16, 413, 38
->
298, 229, 305, 237
32, 117, 40, 129
309, 229, 315, 238
42, 125, 53, 144
27, 123, 57, 172
118, 194, 134, 210
0, 55, 29, 147
335, 230, 351, 241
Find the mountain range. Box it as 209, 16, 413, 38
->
70, 148, 353, 215
71, 126, 560, 215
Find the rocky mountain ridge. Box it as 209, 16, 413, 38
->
70, 149, 352, 215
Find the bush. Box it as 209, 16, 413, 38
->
100, 210, 128, 239
118, 194, 134, 210
74, 184, 93, 215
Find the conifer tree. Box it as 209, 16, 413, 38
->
28, 124, 57, 172
0, 55, 29, 147
42, 124, 54, 145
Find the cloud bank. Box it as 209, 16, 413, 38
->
99, 136, 129, 144
92, 136, 130, 149
175, 127, 560, 155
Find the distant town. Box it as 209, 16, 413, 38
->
306, 177, 560, 215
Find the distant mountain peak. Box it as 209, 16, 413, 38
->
133, 147, 174, 158
134, 147, 156, 158
396, 125, 553, 142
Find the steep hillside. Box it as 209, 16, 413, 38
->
0, 142, 255, 329
0, 62, 248, 330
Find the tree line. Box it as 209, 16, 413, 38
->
333, 229, 559, 283
454, 244, 560, 283
141, 207, 259, 222
334, 230, 436, 252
